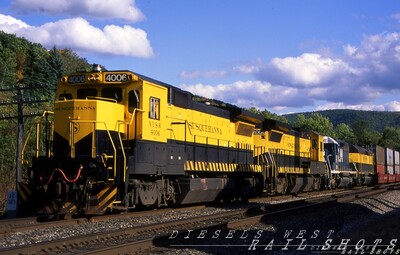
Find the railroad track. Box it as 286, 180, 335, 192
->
2, 183, 398, 255
0, 207, 247, 254
0, 204, 211, 236
0, 216, 37, 235
0, 186, 336, 236
86, 183, 400, 254
0, 216, 89, 237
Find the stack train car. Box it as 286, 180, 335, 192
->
17, 65, 400, 218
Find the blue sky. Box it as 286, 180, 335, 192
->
0, 0, 400, 114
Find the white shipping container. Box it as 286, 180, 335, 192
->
385, 148, 394, 165
395, 150, 399, 165
386, 148, 394, 175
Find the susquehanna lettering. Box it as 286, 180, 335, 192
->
187, 122, 222, 135
55, 106, 96, 111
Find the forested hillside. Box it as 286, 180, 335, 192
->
0, 31, 90, 213
280, 110, 400, 152
247, 107, 400, 151
284, 109, 400, 132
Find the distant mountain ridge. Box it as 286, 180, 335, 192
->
283, 109, 400, 132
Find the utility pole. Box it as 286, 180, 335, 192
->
16, 84, 23, 183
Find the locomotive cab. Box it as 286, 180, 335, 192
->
31, 67, 142, 216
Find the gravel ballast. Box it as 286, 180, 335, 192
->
153, 190, 400, 255
1, 190, 399, 255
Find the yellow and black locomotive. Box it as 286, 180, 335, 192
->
253, 119, 326, 194
28, 65, 264, 216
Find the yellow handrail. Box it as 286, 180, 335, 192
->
21, 111, 54, 165
118, 121, 127, 183
21, 124, 35, 165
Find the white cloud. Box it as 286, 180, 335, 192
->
343, 32, 400, 91
343, 44, 357, 56
0, 14, 154, 58
179, 60, 265, 80
316, 102, 386, 111
233, 62, 262, 74
246, 31, 400, 112
316, 101, 400, 112
0, 13, 30, 33
346, 32, 400, 62
180, 80, 313, 110
11, 0, 144, 22
180, 37, 400, 112
181, 80, 271, 107
179, 70, 227, 80
385, 101, 400, 111
268, 53, 355, 86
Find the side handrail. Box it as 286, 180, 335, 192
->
127, 108, 144, 126
268, 149, 278, 193
21, 111, 54, 165
21, 124, 36, 165
118, 120, 127, 183
352, 162, 359, 177
117, 108, 145, 183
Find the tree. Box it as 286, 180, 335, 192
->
248, 107, 288, 123
58, 48, 91, 74
293, 113, 334, 136
0, 32, 92, 215
351, 120, 382, 146
379, 127, 400, 151
334, 123, 356, 143
44, 46, 64, 98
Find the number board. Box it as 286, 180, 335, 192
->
66, 73, 132, 84
67, 75, 86, 84
105, 73, 129, 83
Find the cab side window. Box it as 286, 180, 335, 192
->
149, 97, 160, 120
128, 90, 140, 113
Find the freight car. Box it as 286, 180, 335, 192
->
18, 65, 400, 218
371, 145, 400, 184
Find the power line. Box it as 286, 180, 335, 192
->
0, 84, 49, 92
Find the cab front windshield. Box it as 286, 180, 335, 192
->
74, 87, 123, 102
